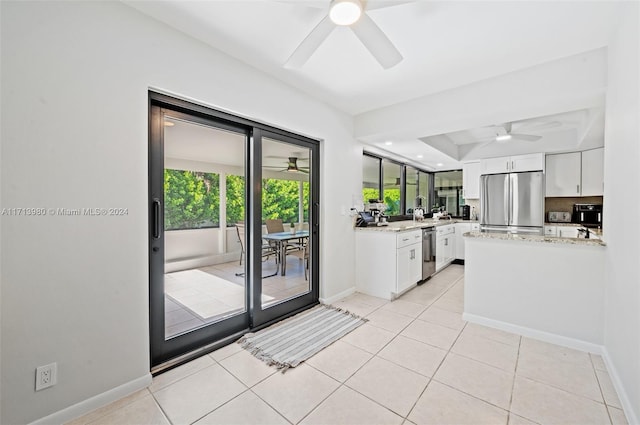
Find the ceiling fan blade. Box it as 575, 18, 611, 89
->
365, 0, 416, 11
350, 13, 402, 69
285, 15, 335, 68
510, 134, 542, 142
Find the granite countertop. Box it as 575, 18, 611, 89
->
355, 218, 479, 232
463, 230, 606, 247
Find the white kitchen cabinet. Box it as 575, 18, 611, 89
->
436, 225, 455, 271
557, 226, 580, 238
455, 223, 471, 260
480, 153, 544, 175
355, 229, 422, 300
545, 149, 604, 197
462, 161, 481, 199
397, 242, 422, 294
581, 148, 604, 196
544, 225, 557, 237
545, 152, 581, 197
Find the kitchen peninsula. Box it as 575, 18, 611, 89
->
463, 230, 606, 351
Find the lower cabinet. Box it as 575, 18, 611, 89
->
355, 229, 423, 300
545, 225, 581, 238
455, 223, 471, 260
436, 225, 455, 271
396, 241, 422, 294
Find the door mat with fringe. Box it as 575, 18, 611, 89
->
238, 304, 367, 371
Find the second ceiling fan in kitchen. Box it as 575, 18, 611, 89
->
283, 0, 413, 69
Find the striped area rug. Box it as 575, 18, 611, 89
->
238, 304, 367, 371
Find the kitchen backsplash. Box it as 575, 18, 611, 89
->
544, 196, 603, 216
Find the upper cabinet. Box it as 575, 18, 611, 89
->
462, 161, 481, 199
545, 148, 604, 197
546, 152, 581, 196
581, 148, 604, 196
480, 153, 545, 175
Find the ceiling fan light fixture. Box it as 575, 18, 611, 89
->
329, 0, 363, 26
496, 134, 512, 142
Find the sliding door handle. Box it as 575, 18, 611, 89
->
152, 198, 162, 239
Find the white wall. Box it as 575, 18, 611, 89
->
602, 3, 640, 423
464, 238, 605, 349
0, 1, 359, 423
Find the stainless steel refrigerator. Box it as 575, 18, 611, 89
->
480, 171, 544, 234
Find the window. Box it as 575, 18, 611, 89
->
225, 174, 245, 226
164, 169, 220, 230
362, 154, 381, 203
362, 153, 434, 217
382, 160, 402, 215
434, 170, 463, 215
262, 178, 309, 224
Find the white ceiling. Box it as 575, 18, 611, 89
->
126, 0, 621, 170
164, 116, 310, 177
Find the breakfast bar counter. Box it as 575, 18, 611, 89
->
462, 230, 606, 351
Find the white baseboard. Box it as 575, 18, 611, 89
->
462, 312, 604, 354
320, 287, 356, 305
601, 347, 639, 425
30, 373, 152, 425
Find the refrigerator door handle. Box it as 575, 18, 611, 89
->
504, 175, 510, 225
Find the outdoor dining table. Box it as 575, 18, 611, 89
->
262, 230, 309, 276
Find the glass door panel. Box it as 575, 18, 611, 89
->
162, 115, 248, 338
260, 137, 311, 308
251, 132, 319, 328
150, 103, 251, 366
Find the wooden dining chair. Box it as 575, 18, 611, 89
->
265, 219, 285, 233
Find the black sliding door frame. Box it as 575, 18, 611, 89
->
149, 92, 320, 368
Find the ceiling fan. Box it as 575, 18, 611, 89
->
284, 0, 412, 69
492, 122, 543, 143
264, 157, 310, 174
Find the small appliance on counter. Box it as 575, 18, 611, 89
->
548, 211, 572, 223
355, 200, 388, 227
461, 205, 471, 220
572, 204, 603, 228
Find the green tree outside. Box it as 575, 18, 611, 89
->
164, 169, 309, 230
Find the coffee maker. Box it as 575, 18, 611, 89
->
365, 200, 388, 226
461, 205, 471, 220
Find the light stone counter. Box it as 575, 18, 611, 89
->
463, 230, 606, 246
355, 218, 474, 232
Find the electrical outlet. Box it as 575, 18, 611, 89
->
35, 362, 57, 391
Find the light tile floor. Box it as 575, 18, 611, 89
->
166, 257, 309, 338
69, 264, 629, 425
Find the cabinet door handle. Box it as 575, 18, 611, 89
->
444, 238, 448, 246
410, 249, 415, 260
577, 184, 580, 194
402, 238, 409, 242
511, 160, 514, 170
506, 160, 509, 171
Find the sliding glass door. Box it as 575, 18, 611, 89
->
149, 94, 320, 367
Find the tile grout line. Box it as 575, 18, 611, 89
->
590, 352, 615, 425
505, 336, 524, 425
402, 276, 470, 422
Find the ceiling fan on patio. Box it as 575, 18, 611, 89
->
282, 0, 414, 69
264, 157, 310, 174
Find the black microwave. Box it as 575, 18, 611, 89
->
572, 204, 602, 228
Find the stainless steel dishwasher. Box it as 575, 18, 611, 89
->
421, 227, 436, 282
